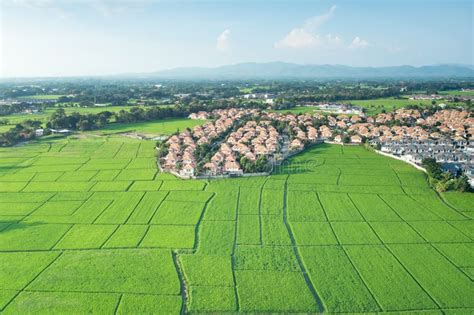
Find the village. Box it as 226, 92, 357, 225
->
158, 107, 473, 184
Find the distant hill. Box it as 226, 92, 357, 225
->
134, 62, 474, 79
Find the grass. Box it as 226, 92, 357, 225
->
0, 137, 472, 313
345, 245, 437, 311
344, 97, 452, 115
92, 118, 207, 136
273, 97, 462, 116
17, 94, 65, 100
439, 89, 474, 96
0, 105, 175, 129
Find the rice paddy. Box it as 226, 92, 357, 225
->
0, 136, 472, 313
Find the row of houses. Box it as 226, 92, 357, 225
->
161, 108, 256, 177
160, 107, 472, 179
203, 120, 281, 176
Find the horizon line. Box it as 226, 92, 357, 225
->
1, 62, 473, 80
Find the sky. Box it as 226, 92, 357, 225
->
1, 0, 473, 78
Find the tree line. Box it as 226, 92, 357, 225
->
422, 158, 471, 192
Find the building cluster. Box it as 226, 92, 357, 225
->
188, 111, 210, 120
301, 103, 364, 115
240, 92, 276, 105
160, 107, 472, 180
160, 108, 255, 177
419, 109, 473, 139
378, 138, 472, 164
367, 109, 421, 124
203, 120, 280, 175
161, 109, 248, 177
408, 94, 445, 100
265, 112, 322, 150
360, 109, 473, 185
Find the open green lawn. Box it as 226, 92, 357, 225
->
91, 118, 207, 136
274, 97, 460, 115
439, 89, 474, 96
0, 137, 472, 314
274, 107, 321, 115
344, 97, 455, 115
0, 105, 175, 128
17, 94, 66, 100
0, 125, 13, 132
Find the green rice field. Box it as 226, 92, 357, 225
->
345, 97, 441, 114
1, 106, 153, 125
1, 104, 174, 123
17, 95, 66, 100
0, 137, 472, 313
92, 118, 207, 136
274, 97, 459, 115
0, 105, 179, 132
439, 90, 474, 96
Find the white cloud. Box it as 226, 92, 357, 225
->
275, 6, 372, 51
349, 36, 369, 49
303, 5, 337, 31
275, 6, 341, 50
275, 29, 342, 49
216, 29, 231, 52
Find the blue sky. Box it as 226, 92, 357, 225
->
1, 0, 472, 77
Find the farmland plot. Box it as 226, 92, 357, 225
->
389, 244, 474, 308
345, 245, 437, 311
318, 192, 363, 221
287, 190, 327, 221
0, 137, 472, 314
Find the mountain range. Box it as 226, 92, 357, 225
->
129, 62, 474, 80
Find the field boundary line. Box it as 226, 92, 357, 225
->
20, 191, 58, 219
123, 191, 147, 224
347, 193, 442, 311
172, 191, 216, 313
383, 243, 443, 310
386, 194, 474, 279
436, 193, 471, 220
99, 225, 121, 249
444, 221, 474, 242
156, 179, 164, 190
136, 225, 152, 248
335, 167, 342, 185
190, 192, 215, 250
257, 177, 269, 245
1, 252, 64, 312
21, 288, 181, 297
404, 191, 471, 230
49, 224, 75, 250
317, 192, 383, 312
145, 191, 170, 225
113, 293, 123, 315
172, 251, 187, 315
376, 196, 446, 310
429, 243, 474, 281
283, 176, 324, 314
135, 142, 141, 159
91, 199, 115, 224
112, 142, 124, 159
231, 187, 241, 312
